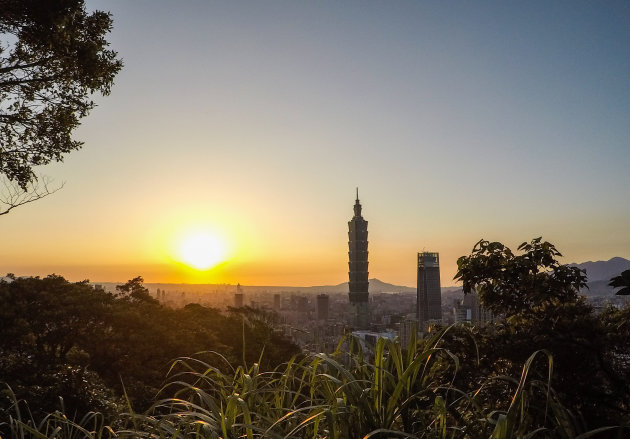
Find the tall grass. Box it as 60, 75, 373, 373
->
1, 386, 115, 439
3, 326, 623, 438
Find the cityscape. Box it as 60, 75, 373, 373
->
1, 1, 629, 438
93, 193, 629, 356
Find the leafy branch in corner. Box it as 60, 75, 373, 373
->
0, 176, 64, 215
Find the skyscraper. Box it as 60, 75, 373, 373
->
317, 294, 329, 321
348, 189, 370, 328
234, 283, 244, 307
417, 252, 442, 328
273, 293, 281, 310
453, 292, 495, 325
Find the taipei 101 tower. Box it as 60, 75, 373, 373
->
348, 189, 370, 328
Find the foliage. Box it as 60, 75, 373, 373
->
0, 0, 122, 189
453, 237, 630, 429
609, 270, 630, 295
454, 237, 587, 317
0, 274, 300, 425
0, 275, 110, 364
115, 275, 158, 304
444, 307, 630, 429
0, 176, 63, 215
2, 238, 628, 437
1, 385, 116, 439
4, 332, 625, 439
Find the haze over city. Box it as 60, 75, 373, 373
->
1, 0, 629, 287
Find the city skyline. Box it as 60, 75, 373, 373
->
1, 1, 629, 287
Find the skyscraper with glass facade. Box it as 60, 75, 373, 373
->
417, 252, 442, 327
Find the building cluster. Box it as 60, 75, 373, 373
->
105, 190, 627, 355
127, 191, 498, 353
215, 191, 496, 352
343, 191, 494, 349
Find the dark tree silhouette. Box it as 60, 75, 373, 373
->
609, 269, 630, 295
115, 275, 158, 304
0, 274, 300, 417
0, 0, 122, 191
454, 237, 587, 317
452, 238, 630, 428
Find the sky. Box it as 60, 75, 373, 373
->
1, 1, 629, 287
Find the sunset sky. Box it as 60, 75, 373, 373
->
1, 1, 629, 287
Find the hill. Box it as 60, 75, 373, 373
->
93, 278, 416, 295
571, 257, 630, 282
302, 278, 415, 294
568, 257, 630, 296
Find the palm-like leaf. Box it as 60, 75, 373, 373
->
609, 269, 630, 295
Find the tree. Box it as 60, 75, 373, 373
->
0, 273, 301, 419
0, 275, 111, 363
454, 237, 587, 317
115, 276, 158, 304
453, 238, 630, 428
609, 269, 630, 296
0, 0, 122, 190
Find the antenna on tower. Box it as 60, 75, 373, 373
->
356, 187, 359, 201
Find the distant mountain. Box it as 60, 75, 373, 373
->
566, 257, 630, 297
117, 278, 417, 295
570, 257, 630, 282
302, 278, 415, 294
369, 278, 416, 293
98, 278, 457, 295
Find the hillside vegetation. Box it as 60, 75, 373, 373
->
1, 239, 629, 438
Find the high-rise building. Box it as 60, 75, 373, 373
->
296, 296, 308, 313
234, 283, 244, 307
417, 252, 442, 327
453, 292, 495, 325
317, 294, 329, 321
348, 189, 370, 328
273, 293, 281, 310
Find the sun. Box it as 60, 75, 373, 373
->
174, 231, 228, 270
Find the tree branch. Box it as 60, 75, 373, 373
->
0, 58, 52, 74
0, 75, 61, 88
0, 176, 64, 215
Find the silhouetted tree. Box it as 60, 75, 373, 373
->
0, 275, 110, 364
0, 0, 122, 193
115, 275, 158, 304
452, 238, 629, 428
0, 274, 298, 416
0, 275, 120, 422
609, 269, 630, 295
454, 237, 587, 317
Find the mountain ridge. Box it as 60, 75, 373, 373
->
570, 257, 630, 283
76, 256, 630, 297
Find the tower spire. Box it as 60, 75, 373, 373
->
348, 191, 369, 328
353, 188, 362, 217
